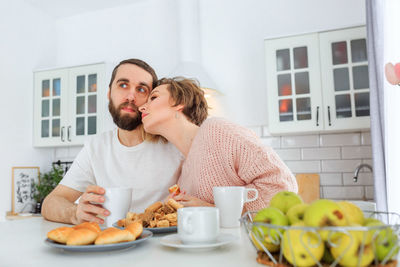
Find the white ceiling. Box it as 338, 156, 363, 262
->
23, 0, 145, 19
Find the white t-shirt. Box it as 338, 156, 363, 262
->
60, 129, 183, 213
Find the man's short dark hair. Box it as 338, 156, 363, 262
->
109, 58, 158, 89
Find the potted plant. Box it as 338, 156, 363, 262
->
33, 165, 64, 213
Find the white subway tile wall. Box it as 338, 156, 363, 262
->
55, 129, 374, 201
261, 130, 373, 201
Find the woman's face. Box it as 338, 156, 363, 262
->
139, 84, 178, 134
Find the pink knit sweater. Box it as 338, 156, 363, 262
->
178, 117, 298, 212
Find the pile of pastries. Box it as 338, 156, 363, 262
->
47, 221, 143, 246
117, 198, 183, 228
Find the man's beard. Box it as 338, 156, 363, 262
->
108, 99, 142, 131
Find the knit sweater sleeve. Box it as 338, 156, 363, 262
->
208, 118, 298, 212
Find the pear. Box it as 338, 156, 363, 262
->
303, 199, 347, 240
330, 231, 374, 267
282, 222, 324, 267
270, 191, 303, 214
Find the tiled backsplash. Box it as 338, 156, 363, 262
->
249, 126, 374, 201
55, 128, 374, 202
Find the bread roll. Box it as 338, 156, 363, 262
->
126, 221, 143, 239
95, 228, 135, 245
167, 198, 184, 210
66, 228, 98, 246
47, 227, 75, 244
73, 222, 101, 233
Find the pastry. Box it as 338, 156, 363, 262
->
145, 201, 163, 213
66, 228, 98, 246
168, 184, 180, 195
73, 222, 101, 233
167, 198, 184, 210
95, 228, 134, 245
126, 221, 143, 239
47, 227, 75, 244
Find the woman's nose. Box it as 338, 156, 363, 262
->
139, 104, 146, 112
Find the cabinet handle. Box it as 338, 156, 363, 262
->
327, 106, 332, 126
316, 106, 320, 126
61, 126, 65, 142
67, 126, 71, 142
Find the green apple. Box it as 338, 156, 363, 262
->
270, 191, 303, 214
330, 231, 374, 267
338, 201, 364, 225
374, 226, 399, 262
287, 203, 309, 225
249, 230, 280, 253
253, 207, 289, 244
282, 222, 324, 267
303, 199, 347, 240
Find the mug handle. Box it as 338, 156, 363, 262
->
182, 212, 194, 234
244, 188, 258, 203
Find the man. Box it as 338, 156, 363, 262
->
41, 59, 182, 225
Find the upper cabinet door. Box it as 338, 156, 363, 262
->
319, 26, 370, 131
33, 69, 69, 147
265, 33, 324, 134
67, 64, 106, 146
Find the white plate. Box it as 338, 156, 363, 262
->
160, 233, 238, 250
44, 229, 153, 252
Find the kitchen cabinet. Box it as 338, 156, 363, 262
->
265, 26, 370, 134
33, 63, 106, 147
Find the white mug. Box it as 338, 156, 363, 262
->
102, 187, 132, 227
213, 186, 258, 228
178, 207, 220, 244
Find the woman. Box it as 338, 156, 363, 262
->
139, 77, 297, 211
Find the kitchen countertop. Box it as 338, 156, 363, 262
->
0, 217, 261, 267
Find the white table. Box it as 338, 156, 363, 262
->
0, 217, 261, 267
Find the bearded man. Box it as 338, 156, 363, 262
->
41, 59, 182, 225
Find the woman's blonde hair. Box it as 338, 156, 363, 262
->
157, 77, 208, 126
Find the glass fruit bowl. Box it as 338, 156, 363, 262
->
241, 211, 400, 267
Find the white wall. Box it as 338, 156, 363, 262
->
0, 0, 57, 220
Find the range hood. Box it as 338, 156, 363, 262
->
171, 0, 217, 90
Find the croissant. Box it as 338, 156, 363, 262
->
73, 222, 101, 233
126, 221, 143, 239
95, 228, 135, 245
66, 228, 98, 246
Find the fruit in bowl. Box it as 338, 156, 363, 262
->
270, 191, 303, 214
252, 206, 288, 246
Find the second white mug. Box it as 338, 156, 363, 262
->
213, 186, 258, 228
102, 187, 132, 227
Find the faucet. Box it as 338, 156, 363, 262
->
353, 163, 373, 182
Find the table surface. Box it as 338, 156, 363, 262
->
0, 217, 261, 267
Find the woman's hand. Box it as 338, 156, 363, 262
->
170, 191, 214, 207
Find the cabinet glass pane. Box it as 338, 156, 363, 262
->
42, 80, 50, 97
293, 47, 308, 69
41, 100, 49, 117
355, 92, 370, 117
88, 116, 96, 135
41, 120, 49, 138
77, 75, 85, 94
88, 74, 97, 92
52, 119, 60, 137
333, 68, 350, 91
53, 78, 61, 96
52, 98, 60, 116
76, 117, 85, 136
278, 74, 292, 96
332, 41, 348, 65
88, 95, 97, 113
76, 96, 85, 114
296, 98, 311, 121
276, 49, 290, 71
351, 39, 367, 63
279, 99, 293, 122
335, 94, 352, 118
353, 65, 369, 89
295, 72, 310, 95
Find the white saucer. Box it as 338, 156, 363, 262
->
160, 233, 238, 250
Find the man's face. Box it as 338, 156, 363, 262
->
108, 64, 153, 131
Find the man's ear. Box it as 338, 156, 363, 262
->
107, 89, 111, 100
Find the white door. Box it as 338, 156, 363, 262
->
265, 33, 324, 134
67, 63, 106, 145
33, 69, 69, 147
319, 26, 370, 131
